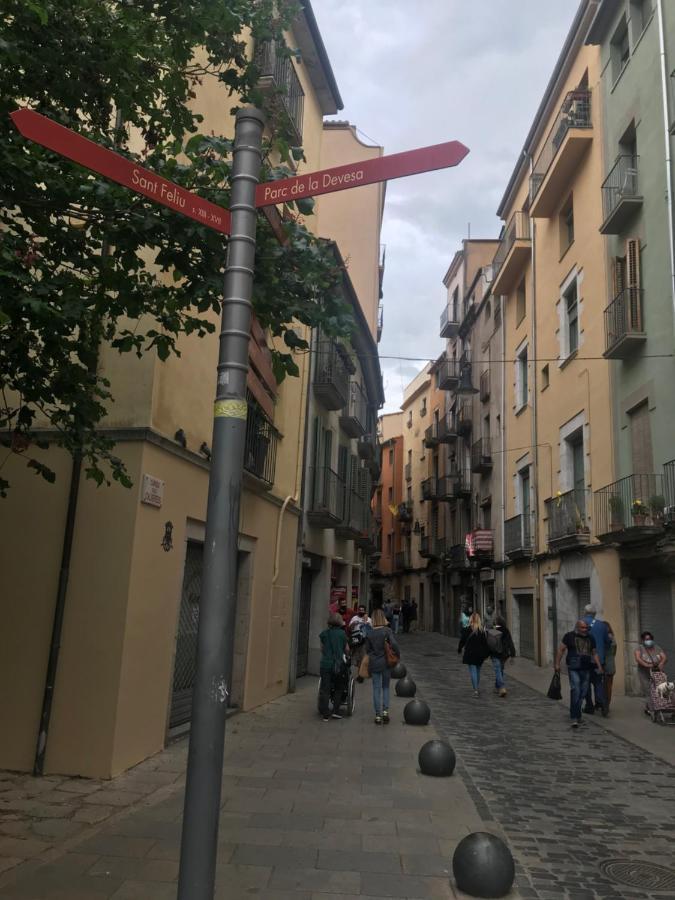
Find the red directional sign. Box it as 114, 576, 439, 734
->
11, 109, 231, 235
255, 140, 469, 208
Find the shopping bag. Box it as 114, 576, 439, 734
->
547, 670, 562, 700
358, 654, 371, 679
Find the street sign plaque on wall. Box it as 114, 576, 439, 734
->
11, 109, 231, 234
255, 140, 470, 207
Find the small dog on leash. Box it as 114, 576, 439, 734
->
655, 680, 675, 700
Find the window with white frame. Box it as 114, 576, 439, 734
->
560, 273, 580, 360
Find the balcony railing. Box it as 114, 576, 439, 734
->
665, 460, 675, 512
594, 474, 666, 540
314, 339, 351, 410
437, 475, 454, 501
505, 514, 532, 559
601, 155, 642, 234
480, 370, 490, 403
421, 477, 438, 502
446, 543, 469, 568
307, 466, 344, 528
440, 303, 459, 339
395, 549, 412, 571
465, 529, 494, 560
398, 501, 413, 522
492, 211, 531, 295
340, 380, 368, 438
603, 287, 645, 359
449, 465, 472, 498
545, 489, 591, 551
529, 89, 592, 216
437, 413, 458, 443
457, 399, 472, 435
336, 487, 365, 540
357, 432, 376, 461
244, 402, 279, 488
424, 421, 440, 448
404, 461, 412, 482
420, 535, 445, 559
471, 437, 493, 474
255, 41, 305, 144
438, 356, 460, 391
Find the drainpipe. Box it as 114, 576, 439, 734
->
500, 289, 507, 618
657, 0, 675, 337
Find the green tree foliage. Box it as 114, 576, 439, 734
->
0, 0, 352, 493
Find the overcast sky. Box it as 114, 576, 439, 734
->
311, 0, 581, 412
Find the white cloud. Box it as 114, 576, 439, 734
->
311, 0, 581, 412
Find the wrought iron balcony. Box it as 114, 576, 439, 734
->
421, 477, 438, 502
404, 461, 412, 481
529, 89, 592, 217
505, 514, 532, 559
492, 211, 531, 295
601, 155, 642, 234
465, 529, 494, 561
449, 465, 472, 499
457, 399, 473, 435
545, 489, 591, 552
336, 486, 365, 540
395, 549, 412, 571
314, 339, 351, 410
420, 535, 445, 559
438, 356, 460, 391
424, 421, 440, 448
357, 432, 376, 461
255, 40, 305, 144
480, 370, 490, 403
307, 466, 345, 528
244, 402, 279, 488
594, 474, 666, 541
437, 413, 458, 443
446, 543, 469, 568
665, 459, 675, 515
340, 380, 368, 438
440, 303, 459, 339
471, 437, 493, 474
603, 287, 645, 359
398, 501, 413, 523
437, 475, 454, 501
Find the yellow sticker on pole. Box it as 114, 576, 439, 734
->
214, 399, 248, 420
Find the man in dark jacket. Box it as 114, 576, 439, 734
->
318, 613, 350, 722
487, 616, 516, 698
554, 620, 602, 729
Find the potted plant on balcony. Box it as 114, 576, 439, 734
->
608, 495, 624, 531
649, 494, 666, 526
631, 498, 648, 527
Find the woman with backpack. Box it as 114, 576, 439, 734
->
487, 616, 516, 697
365, 608, 400, 724
458, 612, 490, 697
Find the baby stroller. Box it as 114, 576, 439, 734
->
646, 670, 675, 725
317, 654, 356, 717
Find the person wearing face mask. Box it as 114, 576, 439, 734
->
634, 632, 668, 704
554, 619, 602, 729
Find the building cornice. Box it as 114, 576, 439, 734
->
295, 1, 344, 115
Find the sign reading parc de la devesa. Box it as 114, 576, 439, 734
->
255, 140, 470, 208
11, 109, 231, 235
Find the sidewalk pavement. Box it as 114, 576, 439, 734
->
0, 676, 512, 900
506, 655, 675, 766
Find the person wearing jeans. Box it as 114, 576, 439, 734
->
487, 616, 516, 698
458, 613, 490, 697
365, 609, 400, 724
554, 620, 602, 729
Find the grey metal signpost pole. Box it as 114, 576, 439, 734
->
177, 106, 265, 900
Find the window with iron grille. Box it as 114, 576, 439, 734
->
243, 396, 279, 488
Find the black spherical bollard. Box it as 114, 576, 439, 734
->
391, 662, 407, 679
403, 699, 431, 726
452, 832, 515, 898
418, 739, 455, 777
395, 675, 416, 697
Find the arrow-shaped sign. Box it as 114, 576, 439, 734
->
11, 109, 231, 235
255, 140, 469, 208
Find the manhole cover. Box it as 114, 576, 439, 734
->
600, 859, 675, 892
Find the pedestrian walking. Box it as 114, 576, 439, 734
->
458, 612, 490, 697
318, 613, 350, 722
486, 616, 516, 697
554, 620, 602, 729
365, 608, 400, 725
483, 604, 496, 630
392, 602, 401, 634
383, 599, 394, 628
581, 604, 613, 716
348, 604, 372, 682
460, 605, 472, 630
336, 596, 355, 629
634, 631, 668, 707
409, 599, 418, 633
401, 599, 412, 633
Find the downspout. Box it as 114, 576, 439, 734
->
500, 291, 507, 618
33, 110, 123, 775
657, 0, 675, 336
529, 155, 543, 665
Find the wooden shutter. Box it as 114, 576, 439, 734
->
626, 238, 641, 330
247, 314, 277, 420
629, 401, 654, 474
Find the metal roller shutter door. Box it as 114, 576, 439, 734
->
639, 577, 674, 668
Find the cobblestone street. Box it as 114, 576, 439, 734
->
0, 632, 674, 899
403, 632, 675, 900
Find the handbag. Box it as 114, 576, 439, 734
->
547, 670, 562, 700
384, 637, 399, 669
358, 653, 370, 679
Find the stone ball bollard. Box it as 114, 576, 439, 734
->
391, 661, 407, 679
452, 832, 515, 898
403, 699, 431, 725
418, 739, 455, 777
395, 675, 416, 697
